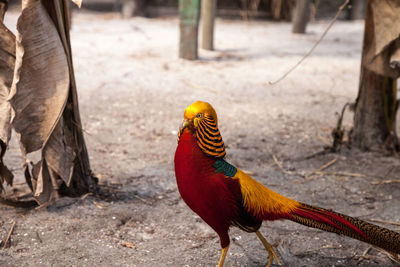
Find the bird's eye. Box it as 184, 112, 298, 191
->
196, 113, 203, 118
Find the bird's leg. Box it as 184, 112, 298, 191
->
218, 245, 229, 267
255, 230, 281, 267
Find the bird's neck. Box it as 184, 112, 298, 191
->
175, 129, 217, 178
177, 129, 216, 160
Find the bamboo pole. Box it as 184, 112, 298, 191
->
292, 0, 310, 34
179, 0, 200, 60
201, 0, 216, 50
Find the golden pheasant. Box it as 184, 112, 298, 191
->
174, 101, 400, 266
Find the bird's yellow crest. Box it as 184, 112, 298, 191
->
182, 101, 226, 158
184, 101, 219, 126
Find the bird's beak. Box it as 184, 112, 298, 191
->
178, 119, 193, 140
181, 119, 191, 129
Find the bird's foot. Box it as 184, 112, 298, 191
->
264, 242, 280, 267
255, 230, 281, 267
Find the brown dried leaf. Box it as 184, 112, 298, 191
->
10, 0, 70, 155
0, 20, 15, 191
364, 0, 400, 78
44, 117, 75, 186
32, 159, 58, 205
121, 242, 136, 249
0, 23, 14, 144
0, 140, 13, 191
8, 0, 77, 204
92, 201, 104, 209
72, 0, 82, 8
371, 0, 400, 56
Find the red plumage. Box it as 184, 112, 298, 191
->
288, 205, 367, 240
175, 129, 244, 247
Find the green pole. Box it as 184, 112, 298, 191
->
179, 0, 201, 60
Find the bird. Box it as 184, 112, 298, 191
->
174, 101, 400, 267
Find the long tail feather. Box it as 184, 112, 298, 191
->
286, 203, 400, 254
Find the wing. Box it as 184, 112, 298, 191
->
213, 159, 300, 221
233, 168, 301, 220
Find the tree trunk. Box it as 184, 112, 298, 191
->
348, 0, 365, 20
0, 0, 7, 21
292, 0, 310, 34
271, 0, 293, 21
179, 0, 200, 60
352, 69, 397, 150
122, 0, 146, 18
201, 0, 216, 50
351, 1, 398, 151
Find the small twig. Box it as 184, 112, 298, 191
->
375, 247, 400, 265
132, 194, 152, 205
304, 158, 337, 180
314, 171, 365, 177
294, 148, 331, 161
271, 153, 304, 177
271, 153, 285, 171
36, 232, 43, 243
92, 201, 104, 209
80, 192, 92, 200
269, 0, 350, 85
371, 179, 400, 185
316, 158, 337, 172
331, 103, 351, 152
386, 252, 400, 265
35, 203, 50, 210
363, 218, 400, 227
357, 247, 371, 264
2, 221, 16, 249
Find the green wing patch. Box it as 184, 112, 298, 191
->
213, 159, 237, 178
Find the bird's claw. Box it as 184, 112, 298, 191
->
255, 231, 281, 267
265, 242, 281, 267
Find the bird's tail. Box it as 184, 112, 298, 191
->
285, 203, 400, 254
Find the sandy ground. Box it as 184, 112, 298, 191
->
1, 9, 400, 267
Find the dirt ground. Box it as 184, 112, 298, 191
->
1, 9, 400, 267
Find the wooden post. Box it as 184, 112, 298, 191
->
179, 0, 200, 60
201, 0, 216, 50
122, 0, 146, 18
292, 0, 310, 34
348, 0, 365, 20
